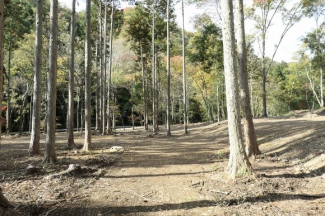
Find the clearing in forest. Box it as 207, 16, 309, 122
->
1, 111, 325, 215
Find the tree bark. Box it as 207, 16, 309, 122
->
44, 0, 58, 163
99, 1, 103, 134
107, 0, 114, 134
221, 0, 251, 178
6, 42, 11, 135
235, 0, 260, 157
83, 0, 92, 151
166, 0, 171, 137
67, 0, 76, 148
0, 0, 4, 149
181, 0, 188, 135
102, 0, 108, 135
29, 0, 43, 155
152, 1, 158, 135
140, 43, 148, 131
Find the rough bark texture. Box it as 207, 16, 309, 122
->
0, 0, 4, 148
235, 0, 260, 157
29, 0, 43, 155
221, 0, 251, 178
83, 0, 91, 151
67, 0, 76, 148
181, 0, 188, 135
166, 0, 171, 137
107, 0, 114, 134
44, 0, 58, 163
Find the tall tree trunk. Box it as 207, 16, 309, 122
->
102, 0, 108, 135
6, 42, 10, 135
166, 0, 171, 137
261, 32, 267, 117
235, 0, 260, 158
83, 0, 92, 151
44, 0, 58, 163
221, 0, 251, 178
0, 0, 4, 149
140, 43, 148, 131
181, 0, 188, 135
67, 0, 76, 148
95, 39, 100, 131
29, 0, 43, 154
152, 1, 158, 134
99, 1, 103, 134
107, 0, 114, 134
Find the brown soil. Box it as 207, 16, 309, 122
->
1, 111, 325, 215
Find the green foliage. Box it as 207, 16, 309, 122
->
188, 14, 223, 73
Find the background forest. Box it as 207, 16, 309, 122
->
1, 0, 324, 134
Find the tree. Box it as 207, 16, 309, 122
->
102, 0, 108, 135
235, 0, 260, 157
29, 0, 43, 155
0, 0, 4, 149
4, 0, 34, 135
44, 0, 58, 163
220, 0, 251, 177
166, 0, 171, 137
107, 0, 115, 134
248, 0, 304, 116
181, 0, 187, 135
83, 0, 92, 151
67, 0, 76, 148
152, 0, 158, 134
302, 0, 325, 107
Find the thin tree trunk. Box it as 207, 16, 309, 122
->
262, 32, 267, 117
182, 0, 188, 134
95, 41, 99, 130
217, 80, 220, 123
107, 0, 114, 134
99, 1, 103, 134
235, 0, 260, 157
29, 0, 43, 154
83, 0, 92, 151
67, 0, 76, 148
152, 1, 158, 134
6, 43, 10, 135
44, 0, 58, 163
166, 0, 171, 137
102, 0, 108, 135
221, 0, 251, 178
140, 43, 148, 131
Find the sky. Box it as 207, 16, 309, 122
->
58, 0, 320, 63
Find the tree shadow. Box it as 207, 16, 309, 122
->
45, 192, 325, 215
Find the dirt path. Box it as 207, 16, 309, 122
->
1, 113, 325, 215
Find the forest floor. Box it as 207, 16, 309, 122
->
1, 110, 325, 216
